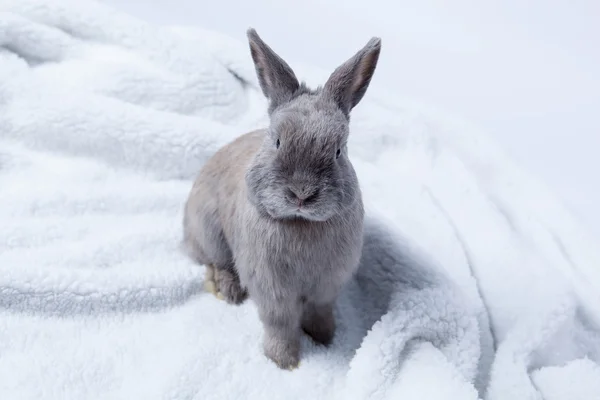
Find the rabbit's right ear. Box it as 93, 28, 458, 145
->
247, 28, 300, 112
323, 37, 381, 117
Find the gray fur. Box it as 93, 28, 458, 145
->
183, 29, 382, 369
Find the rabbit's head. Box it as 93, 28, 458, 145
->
245, 29, 381, 222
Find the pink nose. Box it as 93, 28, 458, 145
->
288, 187, 319, 207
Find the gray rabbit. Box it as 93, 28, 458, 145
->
183, 28, 381, 370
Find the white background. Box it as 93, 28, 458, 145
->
103, 0, 600, 238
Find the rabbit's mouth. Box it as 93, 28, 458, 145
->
263, 201, 331, 222
293, 209, 319, 220
289, 213, 328, 223
253, 187, 336, 222
286, 204, 333, 222
288, 197, 324, 220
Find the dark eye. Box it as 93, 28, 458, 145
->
336, 148, 341, 159
276, 139, 280, 149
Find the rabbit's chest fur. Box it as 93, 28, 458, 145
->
234, 201, 363, 303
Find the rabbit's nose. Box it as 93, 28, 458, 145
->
287, 187, 319, 206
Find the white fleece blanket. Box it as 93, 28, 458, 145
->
1, 1, 599, 399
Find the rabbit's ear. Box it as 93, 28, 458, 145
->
323, 37, 381, 116
247, 28, 300, 111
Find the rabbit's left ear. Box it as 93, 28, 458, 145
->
323, 37, 382, 117
247, 28, 300, 112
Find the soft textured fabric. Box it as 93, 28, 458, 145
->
0, 1, 599, 399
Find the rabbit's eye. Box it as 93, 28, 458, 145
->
336, 148, 341, 159
276, 139, 280, 149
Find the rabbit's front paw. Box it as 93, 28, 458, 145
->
264, 335, 300, 371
